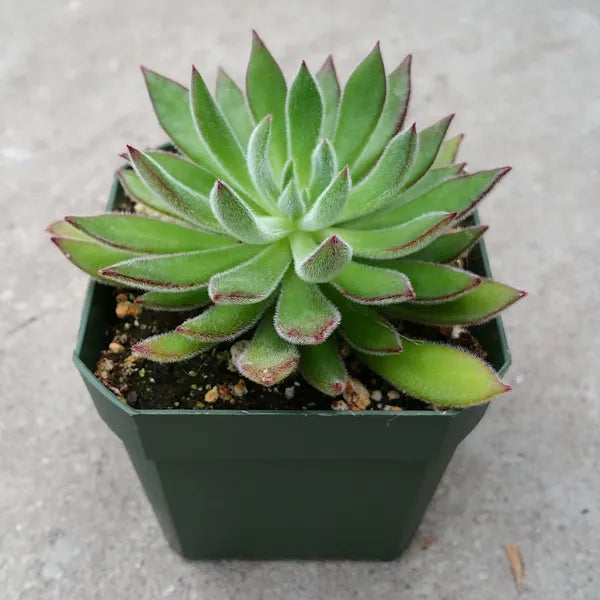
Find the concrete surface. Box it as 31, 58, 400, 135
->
1, 0, 599, 598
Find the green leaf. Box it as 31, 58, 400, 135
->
352, 55, 411, 180
290, 232, 352, 283
215, 68, 255, 147
134, 289, 210, 311
277, 179, 306, 219
308, 139, 337, 203
381, 168, 511, 224
247, 116, 280, 205
316, 55, 340, 140
328, 212, 455, 259
209, 240, 291, 304
360, 339, 510, 406
384, 280, 526, 325
117, 169, 182, 220
177, 299, 270, 341
100, 244, 260, 291
333, 261, 414, 304
275, 271, 340, 344
190, 67, 255, 195
432, 134, 464, 168
132, 331, 211, 363
281, 159, 294, 188
300, 337, 346, 396
50, 237, 139, 283
66, 214, 232, 254
382, 260, 482, 303
334, 43, 386, 168
326, 287, 403, 354
127, 147, 222, 231
141, 67, 222, 175
402, 115, 454, 188
46, 220, 90, 241
286, 62, 323, 189
340, 125, 417, 221
300, 166, 350, 231
405, 225, 488, 263
235, 310, 299, 386
246, 31, 288, 180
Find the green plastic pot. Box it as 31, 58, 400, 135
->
72, 176, 511, 560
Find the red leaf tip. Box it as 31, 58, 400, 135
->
126, 144, 139, 156
216, 180, 226, 191
301, 59, 307, 68
518, 290, 528, 298
503, 383, 512, 393
251, 30, 265, 48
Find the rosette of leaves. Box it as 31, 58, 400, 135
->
48, 33, 525, 407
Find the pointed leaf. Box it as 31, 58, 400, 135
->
300, 166, 350, 231
329, 212, 455, 259
235, 310, 299, 386
248, 116, 280, 204
141, 67, 222, 174
287, 62, 323, 189
190, 67, 255, 194
281, 159, 294, 188
209, 240, 291, 304
66, 214, 232, 254
340, 125, 417, 221
385, 280, 526, 325
117, 169, 182, 220
360, 339, 511, 406
100, 244, 260, 291
246, 32, 288, 179
308, 139, 337, 203
135, 289, 210, 311
215, 68, 255, 147
316, 56, 340, 140
402, 115, 454, 188
177, 299, 269, 341
46, 220, 90, 241
291, 232, 352, 283
432, 134, 464, 168
275, 271, 340, 344
333, 261, 414, 305
334, 43, 386, 168
406, 225, 488, 263
300, 337, 346, 396
132, 331, 211, 363
277, 179, 305, 219
352, 55, 411, 179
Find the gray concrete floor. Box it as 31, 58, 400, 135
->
1, 0, 599, 598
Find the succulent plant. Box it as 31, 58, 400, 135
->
48, 32, 525, 407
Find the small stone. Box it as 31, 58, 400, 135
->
218, 384, 232, 400
108, 342, 125, 353
387, 390, 400, 400
191, 384, 197, 390
370, 390, 382, 402
343, 377, 371, 410
383, 405, 403, 412
284, 386, 295, 400
331, 400, 349, 411
293, 381, 301, 387
116, 293, 128, 303
148, 377, 155, 384
126, 391, 138, 407
233, 379, 248, 397
188, 370, 197, 377
115, 301, 141, 319
138, 368, 145, 378
450, 325, 466, 339
204, 386, 219, 403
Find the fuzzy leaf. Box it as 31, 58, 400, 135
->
275, 271, 340, 344
300, 337, 346, 396
246, 31, 288, 179
382, 260, 482, 303
46, 220, 90, 241
281, 159, 294, 188
432, 134, 464, 168
334, 43, 386, 168
190, 67, 255, 194
352, 55, 411, 179
328, 212, 455, 259
177, 299, 270, 341
402, 115, 454, 188
141, 68, 222, 174
247, 116, 280, 204
117, 170, 181, 220
235, 310, 299, 386
340, 125, 417, 221
277, 179, 306, 219
316, 56, 340, 140
100, 244, 260, 291
360, 339, 510, 406
385, 280, 525, 325
209, 240, 291, 304
406, 225, 488, 263
132, 331, 211, 363
308, 139, 337, 203
66, 214, 232, 254
215, 68, 255, 147
50, 237, 139, 282
291, 232, 352, 283
333, 261, 414, 304
287, 62, 323, 189
134, 289, 210, 311
300, 166, 350, 231
326, 287, 403, 354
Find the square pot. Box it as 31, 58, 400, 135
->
72, 177, 511, 560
